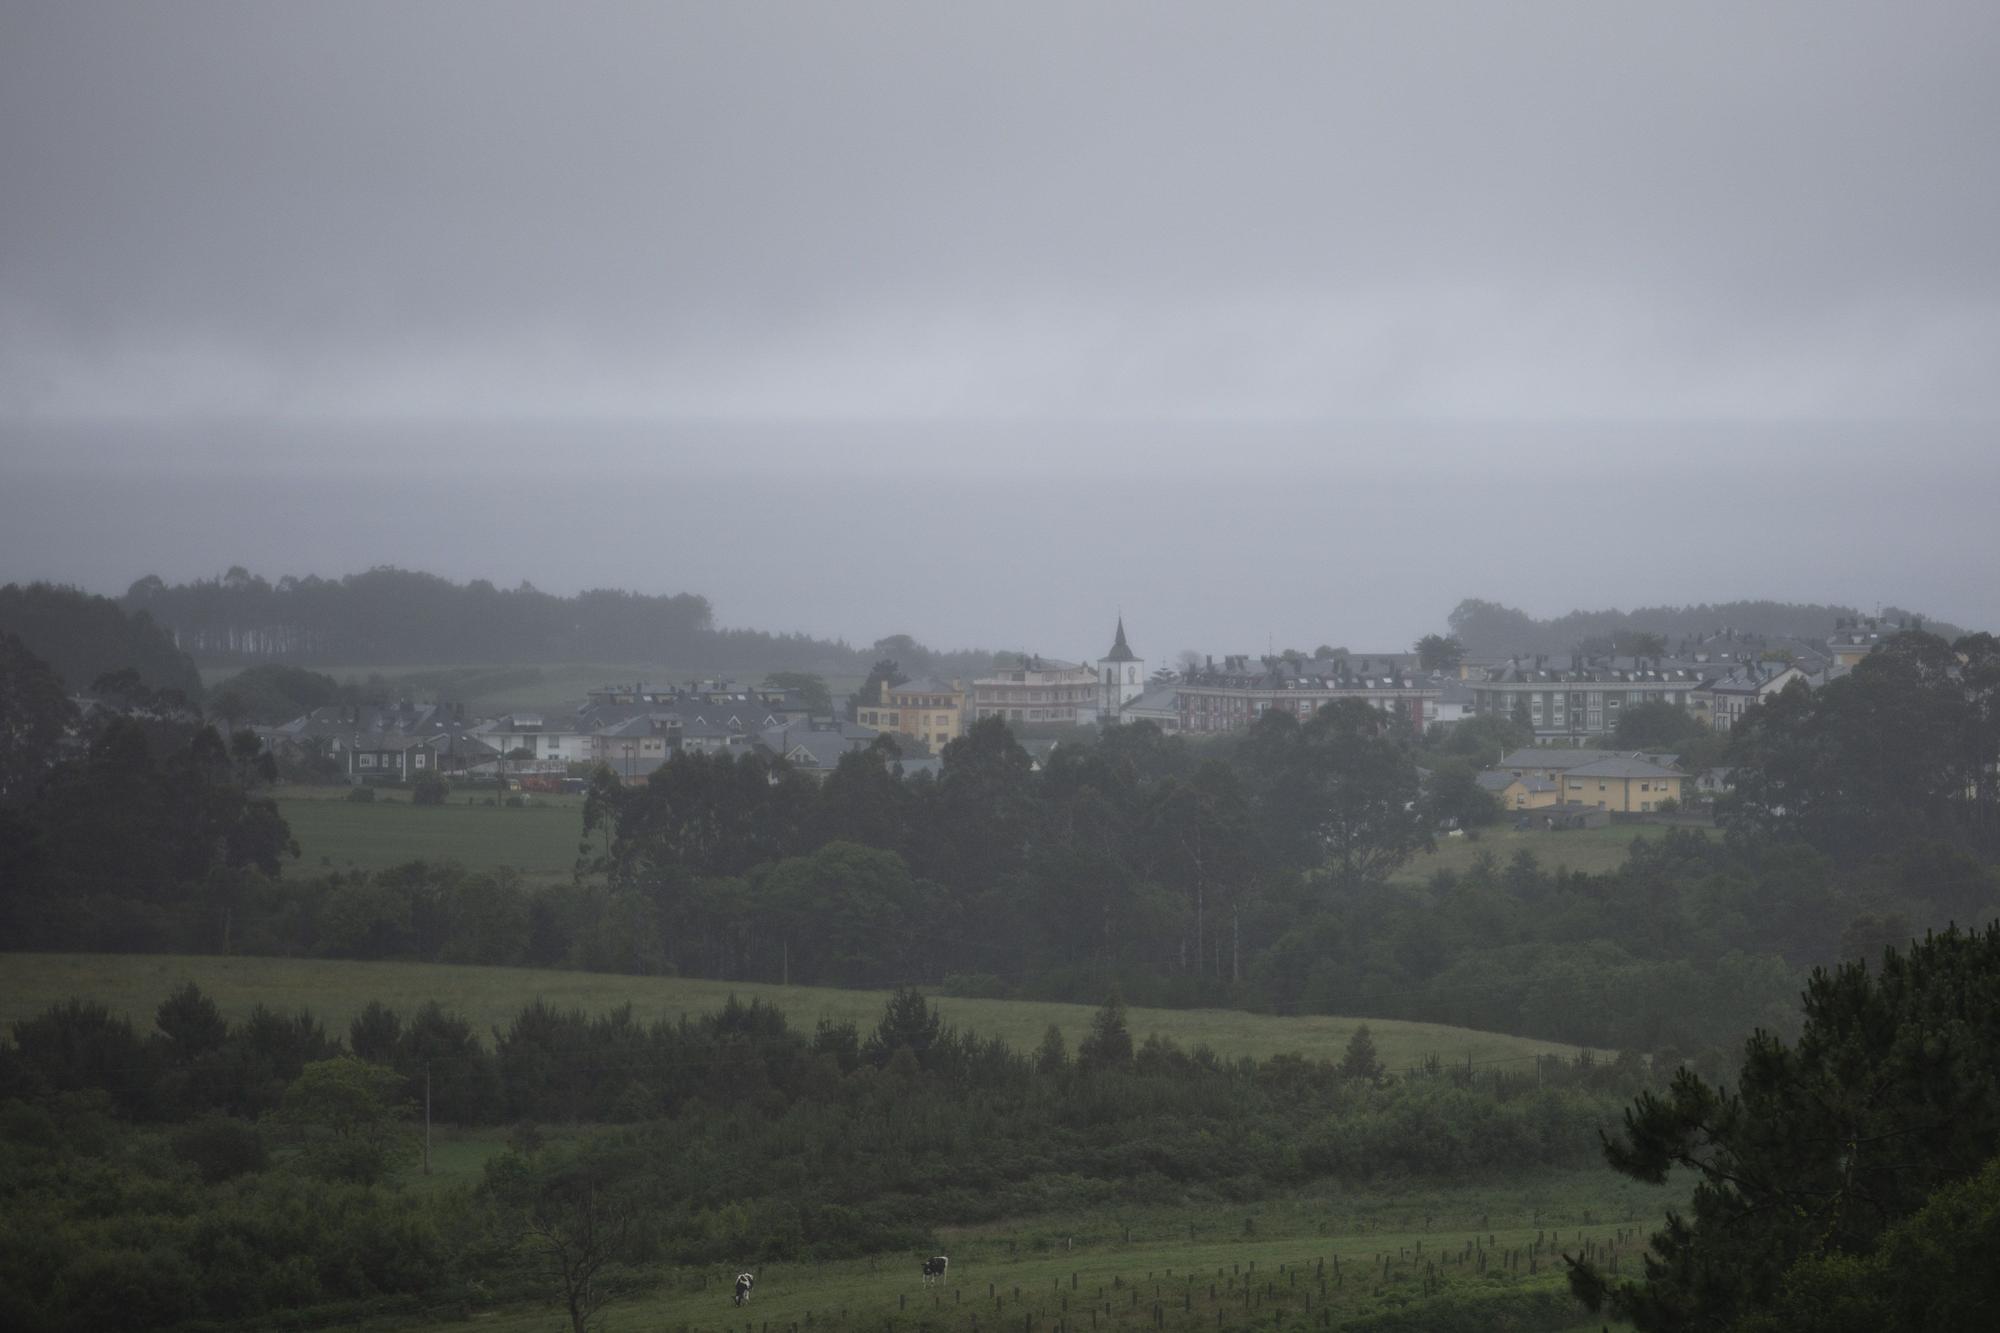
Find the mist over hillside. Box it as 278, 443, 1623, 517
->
1446, 597, 1964, 657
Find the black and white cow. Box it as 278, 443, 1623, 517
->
922, 1255, 949, 1286
734, 1272, 755, 1306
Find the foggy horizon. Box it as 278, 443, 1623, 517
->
4, 3, 1997, 659
4, 417, 1993, 662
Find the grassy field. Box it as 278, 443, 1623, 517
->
381, 1162, 1660, 1331
0, 954, 1601, 1072
1391, 823, 1704, 884
272, 784, 1686, 894
276, 787, 584, 882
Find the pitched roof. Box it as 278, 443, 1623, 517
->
1120, 685, 1181, 714
1498, 748, 1627, 770
1104, 617, 1138, 662
1565, 755, 1683, 779
884, 676, 963, 699
1477, 771, 1558, 793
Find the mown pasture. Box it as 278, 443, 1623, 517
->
0, 954, 1602, 1074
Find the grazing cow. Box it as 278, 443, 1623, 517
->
922, 1256, 950, 1286
734, 1273, 755, 1306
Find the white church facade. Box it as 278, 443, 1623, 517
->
1097, 617, 1146, 723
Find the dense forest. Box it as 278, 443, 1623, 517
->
0, 582, 204, 698
1446, 596, 1961, 657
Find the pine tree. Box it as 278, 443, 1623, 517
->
1077, 993, 1133, 1072
1339, 1025, 1382, 1083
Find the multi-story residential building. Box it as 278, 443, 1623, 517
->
971, 657, 1099, 725
1172, 656, 1441, 734
857, 677, 966, 749
476, 712, 595, 763
1828, 629, 1886, 667
1466, 657, 1706, 740
590, 714, 681, 780
1693, 663, 1808, 733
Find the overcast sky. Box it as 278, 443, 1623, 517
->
2, 2, 1996, 657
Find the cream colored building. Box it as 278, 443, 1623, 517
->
971, 657, 1098, 726
857, 677, 966, 749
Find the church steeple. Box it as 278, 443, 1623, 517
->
1105, 616, 1137, 663
1097, 616, 1144, 723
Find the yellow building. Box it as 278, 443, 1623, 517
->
1558, 756, 1686, 813
1480, 768, 1568, 808
857, 677, 965, 749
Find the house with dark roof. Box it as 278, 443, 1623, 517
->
1116, 684, 1182, 733
1476, 770, 1560, 811
1691, 663, 1808, 733
1556, 755, 1686, 812
755, 720, 881, 777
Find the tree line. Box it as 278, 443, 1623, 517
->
116, 566, 1004, 679
0, 983, 1640, 1331
0, 582, 203, 699
1445, 596, 1961, 658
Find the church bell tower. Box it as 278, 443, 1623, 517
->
1097, 617, 1145, 722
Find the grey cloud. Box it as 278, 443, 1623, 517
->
4, 2, 2000, 419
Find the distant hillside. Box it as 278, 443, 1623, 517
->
1446, 597, 1966, 658
122, 565, 994, 680
0, 582, 204, 698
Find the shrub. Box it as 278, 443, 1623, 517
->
411, 773, 448, 806
345, 786, 377, 803
172, 1115, 268, 1183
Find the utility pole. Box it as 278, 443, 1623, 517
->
423, 1060, 432, 1176
1231, 903, 1241, 984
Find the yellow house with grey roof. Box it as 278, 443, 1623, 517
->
1559, 755, 1686, 812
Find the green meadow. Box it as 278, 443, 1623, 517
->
272, 785, 1688, 896
0, 954, 1599, 1074
268, 781, 1690, 896
1391, 822, 1701, 884
374, 1158, 1657, 1332
276, 786, 586, 883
